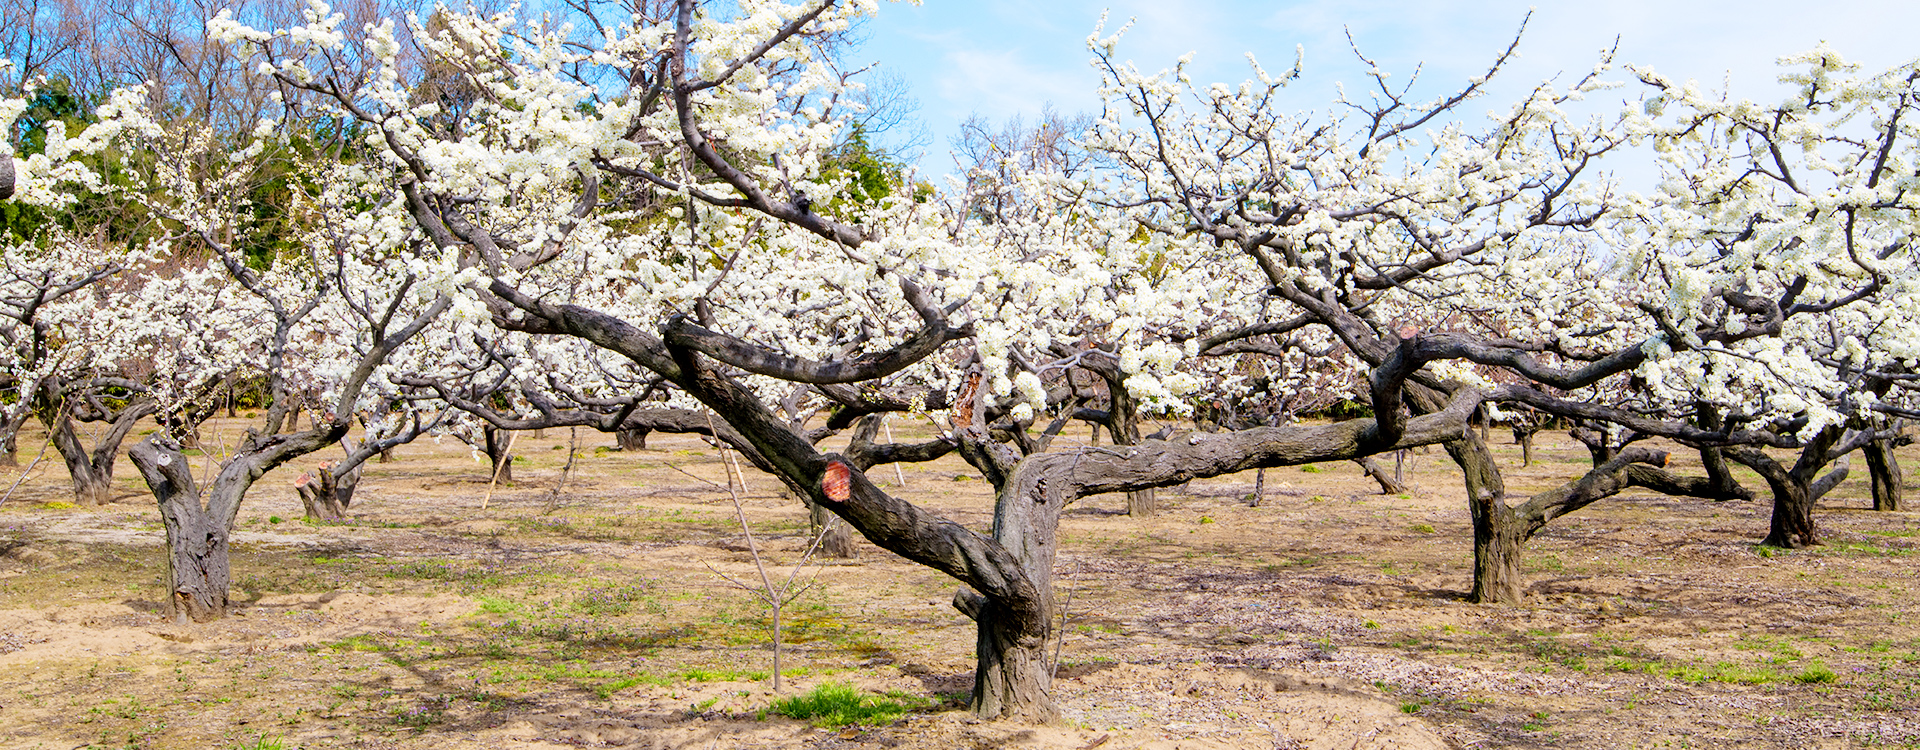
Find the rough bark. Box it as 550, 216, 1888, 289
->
49, 399, 155, 506
296, 461, 361, 521
0, 408, 28, 467
1866, 436, 1903, 512
1514, 428, 1537, 467
1355, 455, 1408, 494
1448, 430, 1754, 604
1089, 363, 1153, 517
1727, 427, 1853, 548
1444, 433, 1519, 603
616, 427, 651, 451
956, 589, 1055, 723
128, 439, 231, 622
483, 425, 514, 483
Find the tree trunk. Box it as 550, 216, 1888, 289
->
49, 401, 154, 507
1355, 455, 1408, 494
54, 415, 112, 506
617, 427, 651, 451
1444, 433, 1526, 604
1728, 443, 1842, 549
296, 462, 361, 521
1515, 429, 1536, 467
483, 425, 513, 483
963, 595, 1055, 723
809, 500, 855, 558
959, 469, 1063, 723
1570, 427, 1613, 466
1473, 504, 1528, 605
1866, 437, 1902, 512
1250, 466, 1264, 507
0, 408, 28, 467
1762, 479, 1818, 548
1094, 367, 1155, 517
128, 440, 230, 623
1126, 487, 1157, 516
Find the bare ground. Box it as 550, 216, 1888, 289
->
1, 419, 1917, 749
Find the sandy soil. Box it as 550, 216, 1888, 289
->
0, 418, 1917, 749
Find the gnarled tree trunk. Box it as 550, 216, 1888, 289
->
1728, 428, 1851, 549
296, 461, 361, 521
1449, 430, 1753, 604
1445, 433, 1523, 604
129, 439, 232, 622
49, 400, 155, 506
1866, 436, 1902, 512
616, 427, 651, 451
483, 425, 514, 483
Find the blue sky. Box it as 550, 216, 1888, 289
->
853, 0, 1920, 176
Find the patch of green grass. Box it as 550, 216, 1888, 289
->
1299, 464, 1322, 473
1793, 661, 1837, 684
1409, 523, 1435, 534
1604, 656, 1784, 685
762, 682, 931, 728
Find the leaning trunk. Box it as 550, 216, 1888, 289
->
52, 414, 113, 506
1355, 455, 1408, 494
1866, 437, 1902, 512
1444, 433, 1525, 604
128, 440, 231, 622
50, 402, 153, 507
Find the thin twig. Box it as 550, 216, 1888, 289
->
707, 410, 786, 691
542, 426, 580, 515
660, 458, 731, 493
0, 402, 62, 508
882, 415, 906, 487
1051, 558, 1083, 678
